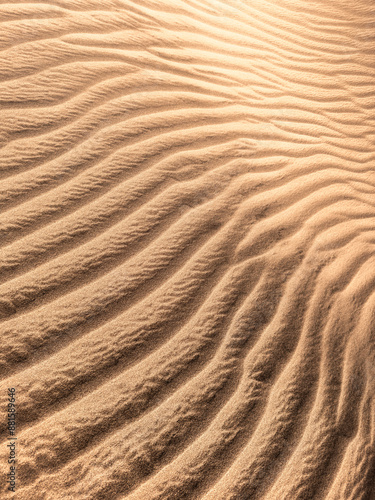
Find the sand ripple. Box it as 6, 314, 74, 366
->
0, 0, 375, 498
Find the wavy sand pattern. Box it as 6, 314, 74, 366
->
1, 0, 375, 498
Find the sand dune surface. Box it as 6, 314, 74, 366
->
1, 0, 375, 498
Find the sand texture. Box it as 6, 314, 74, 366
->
1, 0, 375, 498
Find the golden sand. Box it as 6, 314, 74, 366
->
0, 0, 374, 498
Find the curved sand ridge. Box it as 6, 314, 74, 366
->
1, 0, 375, 498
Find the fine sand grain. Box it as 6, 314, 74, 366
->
0, 0, 375, 498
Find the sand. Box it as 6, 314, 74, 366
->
0, 0, 374, 498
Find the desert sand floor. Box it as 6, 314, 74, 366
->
0, 0, 375, 498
